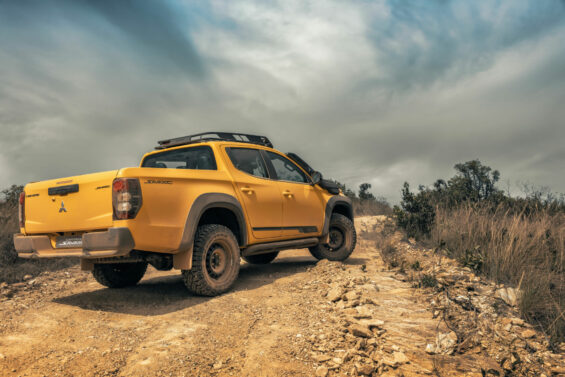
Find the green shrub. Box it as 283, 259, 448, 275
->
393, 182, 435, 238
460, 246, 484, 273
420, 274, 438, 288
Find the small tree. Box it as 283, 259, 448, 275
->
393, 183, 435, 238
359, 183, 375, 201
445, 160, 503, 205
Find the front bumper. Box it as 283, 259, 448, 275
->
14, 227, 135, 259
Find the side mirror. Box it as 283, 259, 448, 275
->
311, 171, 322, 185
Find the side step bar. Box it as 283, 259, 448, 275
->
242, 237, 319, 257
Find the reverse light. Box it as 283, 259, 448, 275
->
112, 178, 142, 220
18, 191, 25, 228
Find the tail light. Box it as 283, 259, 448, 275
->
112, 178, 142, 220
18, 191, 25, 228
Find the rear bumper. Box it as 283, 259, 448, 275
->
14, 227, 135, 259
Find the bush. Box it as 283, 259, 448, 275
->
379, 242, 402, 269
393, 182, 435, 238
420, 273, 438, 288
0, 185, 22, 266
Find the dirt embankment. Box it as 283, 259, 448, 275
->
0, 216, 564, 376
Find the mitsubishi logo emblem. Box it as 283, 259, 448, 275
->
59, 201, 67, 213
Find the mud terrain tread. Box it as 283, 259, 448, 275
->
242, 251, 279, 265
309, 213, 356, 261
182, 224, 240, 296
92, 262, 148, 288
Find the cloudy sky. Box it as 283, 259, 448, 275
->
1, 0, 565, 202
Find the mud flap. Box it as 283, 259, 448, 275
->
173, 249, 193, 270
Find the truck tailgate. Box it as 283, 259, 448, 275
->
24, 170, 119, 234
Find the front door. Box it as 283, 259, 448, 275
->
263, 151, 325, 238
224, 147, 283, 240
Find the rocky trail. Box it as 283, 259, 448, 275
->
0, 216, 564, 376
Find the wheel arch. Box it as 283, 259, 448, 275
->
321, 196, 354, 237
173, 193, 247, 270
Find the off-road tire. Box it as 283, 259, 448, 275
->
182, 224, 240, 296
309, 213, 356, 261
242, 251, 279, 265
92, 262, 148, 288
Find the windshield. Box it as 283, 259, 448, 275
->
141, 146, 217, 170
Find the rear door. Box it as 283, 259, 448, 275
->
224, 147, 283, 240
263, 151, 325, 238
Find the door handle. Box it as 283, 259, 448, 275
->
282, 190, 293, 197
241, 187, 254, 195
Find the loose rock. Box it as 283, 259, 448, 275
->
327, 287, 343, 302
315, 365, 329, 377
355, 363, 375, 376
496, 287, 520, 307
521, 329, 536, 339
348, 324, 373, 338
344, 291, 360, 301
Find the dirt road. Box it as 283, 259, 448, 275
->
0, 217, 562, 376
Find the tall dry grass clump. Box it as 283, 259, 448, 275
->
433, 204, 565, 342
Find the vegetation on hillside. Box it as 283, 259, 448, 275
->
0, 185, 21, 265
393, 160, 565, 344
0, 185, 76, 283
332, 181, 392, 216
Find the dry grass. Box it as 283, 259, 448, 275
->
432, 204, 565, 343
353, 198, 393, 216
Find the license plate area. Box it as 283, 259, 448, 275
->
55, 236, 83, 249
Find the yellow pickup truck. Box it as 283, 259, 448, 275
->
14, 132, 356, 296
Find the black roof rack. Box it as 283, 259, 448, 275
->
156, 132, 274, 150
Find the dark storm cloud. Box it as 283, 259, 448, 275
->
81, 0, 205, 77
0, 0, 205, 77
0, 0, 213, 185
368, 1, 565, 90
1, 0, 565, 202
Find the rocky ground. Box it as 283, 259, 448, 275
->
0, 216, 564, 376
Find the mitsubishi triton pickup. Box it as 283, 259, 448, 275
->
14, 132, 356, 296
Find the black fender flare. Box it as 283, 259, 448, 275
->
173, 193, 247, 270
321, 196, 354, 237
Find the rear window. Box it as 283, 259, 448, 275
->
141, 146, 217, 170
